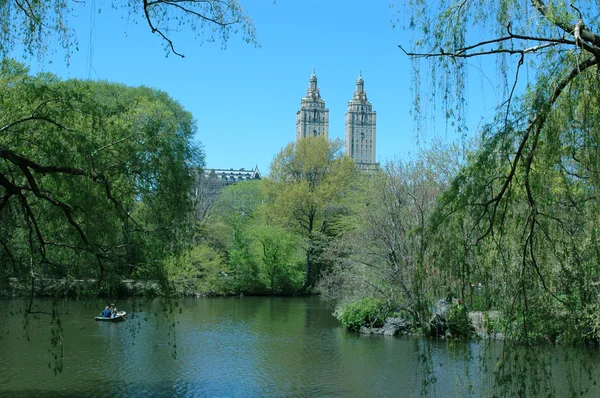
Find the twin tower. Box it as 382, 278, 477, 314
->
295, 69, 377, 170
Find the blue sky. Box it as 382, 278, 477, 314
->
15, 1, 505, 175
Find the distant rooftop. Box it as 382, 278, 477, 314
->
203, 166, 261, 183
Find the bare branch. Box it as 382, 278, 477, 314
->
142, 0, 186, 58
146, 0, 239, 27
399, 42, 561, 59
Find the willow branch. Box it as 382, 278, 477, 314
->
531, 0, 600, 55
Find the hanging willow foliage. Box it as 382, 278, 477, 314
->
397, 1, 600, 394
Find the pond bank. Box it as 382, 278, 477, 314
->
2, 277, 162, 298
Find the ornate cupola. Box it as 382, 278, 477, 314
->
296, 68, 329, 141
352, 71, 367, 102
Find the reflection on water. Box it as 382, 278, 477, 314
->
0, 297, 599, 397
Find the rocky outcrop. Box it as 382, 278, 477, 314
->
360, 317, 412, 336
468, 310, 504, 340
427, 299, 452, 337
434, 298, 451, 319
428, 313, 448, 337
356, 300, 505, 341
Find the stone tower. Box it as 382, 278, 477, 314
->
345, 72, 377, 170
296, 68, 329, 141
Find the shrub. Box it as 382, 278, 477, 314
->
446, 304, 473, 338
166, 244, 230, 296
339, 298, 390, 331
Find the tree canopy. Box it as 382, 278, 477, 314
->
266, 137, 359, 289
0, 59, 202, 296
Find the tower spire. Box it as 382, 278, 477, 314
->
307, 68, 320, 99
354, 70, 366, 101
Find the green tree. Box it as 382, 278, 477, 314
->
212, 179, 264, 225
0, 60, 202, 299
320, 143, 461, 328
265, 137, 359, 290
254, 225, 303, 294
165, 242, 228, 296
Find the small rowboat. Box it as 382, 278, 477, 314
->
95, 311, 127, 322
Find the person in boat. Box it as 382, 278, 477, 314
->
101, 306, 112, 318
111, 304, 117, 318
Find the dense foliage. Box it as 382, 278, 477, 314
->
168, 179, 306, 296
0, 0, 258, 302
445, 304, 473, 338
4, 0, 600, 393
0, 60, 202, 298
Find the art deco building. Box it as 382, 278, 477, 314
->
296, 69, 329, 141
345, 72, 377, 170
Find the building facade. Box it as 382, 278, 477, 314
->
192, 166, 261, 222
345, 72, 377, 170
201, 166, 262, 187
296, 69, 329, 141
196, 166, 262, 204
295, 70, 378, 171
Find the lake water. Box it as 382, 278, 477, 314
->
1, 296, 599, 397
